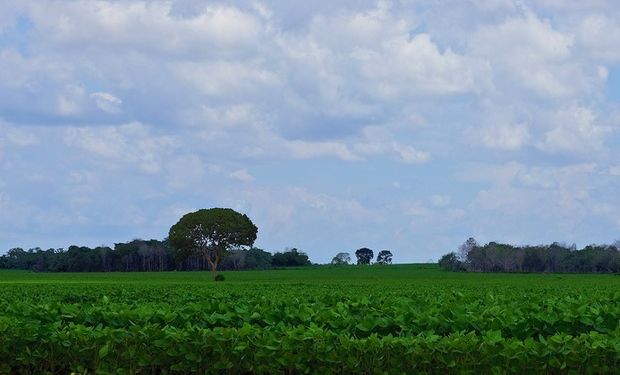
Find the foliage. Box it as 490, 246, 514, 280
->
0, 240, 176, 273
0, 266, 618, 373
355, 248, 374, 265
376, 250, 393, 265
331, 252, 351, 266
0, 244, 310, 272
168, 208, 257, 276
458, 237, 478, 262
271, 248, 311, 267
438, 252, 462, 271
442, 239, 620, 273
214, 273, 225, 282
219, 247, 274, 271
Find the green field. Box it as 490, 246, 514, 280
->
1, 265, 619, 374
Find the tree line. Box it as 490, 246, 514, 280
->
0, 240, 313, 272
439, 238, 620, 273
0, 243, 397, 273
330, 248, 393, 265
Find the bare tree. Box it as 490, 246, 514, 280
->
458, 237, 478, 262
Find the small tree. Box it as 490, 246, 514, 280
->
376, 250, 393, 265
331, 252, 351, 266
438, 252, 461, 271
168, 208, 257, 278
355, 248, 374, 265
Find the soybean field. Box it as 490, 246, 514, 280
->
0, 265, 619, 374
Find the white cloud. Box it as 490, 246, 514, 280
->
0, 190, 33, 228
285, 140, 361, 161
0, 120, 39, 147
1, 0, 620, 261
392, 142, 430, 164
163, 154, 213, 190
351, 34, 481, 97
90, 92, 122, 113
575, 14, 620, 62
470, 162, 600, 222
228, 168, 254, 182
473, 0, 517, 12
64, 122, 177, 174
515, 168, 557, 189
302, 3, 482, 97
404, 202, 429, 217
0, 49, 38, 89
175, 61, 280, 96
402, 200, 466, 235
471, 13, 577, 98
288, 187, 374, 220
479, 123, 531, 150
538, 105, 608, 154
29, 2, 264, 57
56, 85, 86, 116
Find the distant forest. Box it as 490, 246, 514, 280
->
439, 238, 620, 273
0, 239, 312, 272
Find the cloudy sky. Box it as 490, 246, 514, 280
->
1, 0, 619, 263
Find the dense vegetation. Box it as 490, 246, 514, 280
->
168, 208, 259, 275
439, 238, 620, 273
0, 240, 311, 272
0, 265, 618, 373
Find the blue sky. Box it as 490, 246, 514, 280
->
0, 0, 619, 263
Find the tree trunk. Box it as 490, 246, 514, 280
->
205, 251, 221, 279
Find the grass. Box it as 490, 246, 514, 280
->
0, 263, 617, 287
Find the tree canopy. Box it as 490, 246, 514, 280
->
376, 250, 393, 265
271, 248, 311, 267
439, 239, 620, 273
331, 252, 351, 266
168, 208, 257, 276
355, 248, 374, 265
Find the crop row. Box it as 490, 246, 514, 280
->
0, 318, 618, 374
2, 276, 618, 373
2, 291, 619, 339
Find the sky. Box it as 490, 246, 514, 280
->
0, 0, 619, 263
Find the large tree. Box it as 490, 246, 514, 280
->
168, 208, 257, 277
331, 252, 351, 266
376, 250, 393, 265
355, 248, 374, 265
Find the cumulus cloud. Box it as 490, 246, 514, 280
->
392, 142, 430, 164
471, 13, 577, 98
576, 14, 620, 62
469, 162, 601, 224
64, 122, 177, 174
0, 120, 39, 147
1, 0, 620, 261
29, 2, 264, 56
538, 105, 609, 154
90, 92, 122, 113
478, 123, 531, 151
228, 168, 254, 182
